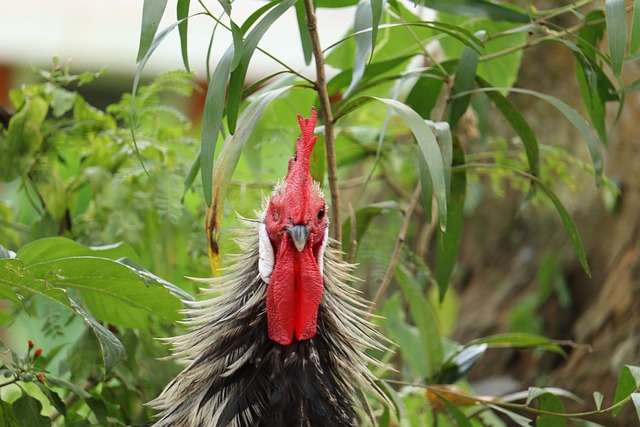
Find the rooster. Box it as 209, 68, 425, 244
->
149, 108, 387, 427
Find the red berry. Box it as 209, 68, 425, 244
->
28, 340, 34, 348
34, 348, 42, 358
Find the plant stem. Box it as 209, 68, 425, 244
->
303, 0, 342, 245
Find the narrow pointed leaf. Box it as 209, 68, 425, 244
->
593, 391, 604, 410
344, 0, 375, 99
137, 0, 169, 62
371, 0, 383, 58
418, 153, 433, 223
201, 47, 234, 206
227, 0, 296, 134
449, 40, 481, 129
467, 87, 603, 186
477, 77, 539, 178
177, 0, 191, 71
181, 149, 200, 202
632, 393, 640, 423
436, 143, 465, 300
207, 86, 292, 271
606, 0, 626, 76
631, 0, 640, 55
295, 0, 313, 65
415, 0, 530, 22
368, 97, 448, 231
216, 0, 231, 15
230, 21, 244, 71
488, 404, 532, 426
465, 332, 566, 356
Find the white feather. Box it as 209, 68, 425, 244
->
258, 222, 274, 284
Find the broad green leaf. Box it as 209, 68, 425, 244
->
449, 39, 481, 128
405, 65, 451, 120
593, 391, 604, 410
526, 387, 582, 405
606, 0, 627, 76
613, 365, 640, 416
465, 332, 566, 356
436, 143, 465, 300
413, 0, 530, 22
136, 0, 169, 62
12, 391, 50, 427
0, 398, 20, 427
631, 0, 640, 55
177, 0, 191, 71
227, 0, 296, 134
477, 77, 539, 178
116, 257, 194, 301
367, 97, 448, 231
207, 85, 292, 271
536, 392, 566, 427
341, 201, 401, 261
26, 256, 183, 329
466, 87, 603, 186
395, 267, 444, 378
35, 382, 66, 417
201, 46, 234, 206
17, 237, 141, 265
295, 1, 312, 65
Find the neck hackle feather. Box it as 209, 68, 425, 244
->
149, 108, 388, 427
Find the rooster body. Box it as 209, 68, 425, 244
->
150, 109, 386, 427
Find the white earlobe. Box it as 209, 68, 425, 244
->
317, 226, 329, 276
258, 223, 274, 284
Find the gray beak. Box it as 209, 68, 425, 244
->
285, 225, 311, 252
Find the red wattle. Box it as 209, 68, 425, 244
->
266, 235, 324, 346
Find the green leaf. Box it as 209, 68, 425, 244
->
439, 394, 473, 427
418, 151, 433, 223
467, 87, 603, 186
0, 399, 20, 427
230, 21, 244, 71
613, 365, 640, 416
17, 237, 141, 266
371, 0, 383, 54
216, 0, 231, 15
181, 148, 200, 202
436, 143, 465, 300
536, 392, 566, 427
177, 0, 191, 71
395, 267, 444, 378
526, 387, 582, 405
413, 0, 530, 22
341, 201, 401, 259
405, 65, 450, 120
378, 379, 406, 421
477, 77, 539, 179
295, 1, 313, 65
465, 332, 566, 356
201, 46, 234, 206
344, 0, 375, 98
12, 391, 51, 427
227, 0, 296, 134
317, 0, 359, 6
488, 404, 532, 426
449, 39, 481, 128
367, 97, 448, 231
631, 0, 640, 55
606, 0, 627, 76
136, 0, 169, 62
35, 382, 66, 417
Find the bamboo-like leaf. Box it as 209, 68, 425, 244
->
632, 393, 640, 423
227, 0, 296, 134
177, 0, 191, 71
367, 97, 448, 231
631, 0, 640, 55
465, 332, 566, 356
412, 0, 530, 23
341, 201, 401, 258
181, 148, 200, 202
488, 404, 532, 426
436, 143, 464, 300
477, 77, 539, 179
216, 0, 231, 15
606, 0, 627, 76
464, 87, 603, 186
449, 34, 482, 129
295, 0, 313, 65
230, 21, 244, 71
206, 86, 292, 272
201, 47, 234, 206
137, 0, 169, 62
526, 387, 582, 405
613, 365, 640, 416
593, 391, 604, 411
395, 267, 444, 378
343, 1, 375, 99
418, 152, 433, 223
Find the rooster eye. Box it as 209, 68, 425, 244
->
318, 207, 325, 220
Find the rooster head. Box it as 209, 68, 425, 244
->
259, 107, 329, 346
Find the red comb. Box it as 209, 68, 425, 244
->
294, 107, 318, 167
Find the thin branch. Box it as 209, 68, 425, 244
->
370, 183, 422, 313
303, 0, 342, 245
